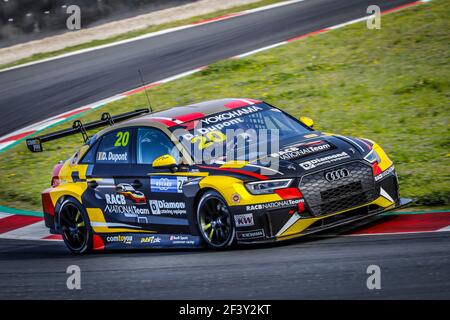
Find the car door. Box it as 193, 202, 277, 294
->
80, 127, 151, 231
129, 126, 192, 235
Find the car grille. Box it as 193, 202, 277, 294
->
299, 161, 376, 216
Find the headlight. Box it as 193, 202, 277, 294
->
364, 149, 381, 164
245, 179, 293, 195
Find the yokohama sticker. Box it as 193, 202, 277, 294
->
299, 151, 350, 170
200, 105, 262, 125
237, 229, 265, 240
375, 166, 395, 181
181, 105, 264, 139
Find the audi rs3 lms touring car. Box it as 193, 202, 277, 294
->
26, 98, 411, 253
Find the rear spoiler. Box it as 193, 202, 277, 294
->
26, 108, 150, 152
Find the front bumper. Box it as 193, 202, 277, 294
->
233, 162, 409, 244
237, 197, 412, 244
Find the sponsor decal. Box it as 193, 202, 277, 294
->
246, 199, 302, 211
234, 213, 254, 227
169, 235, 196, 245
375, 166, 395, 182
116, 183, 147, 204
106, 235, 133, 244
237, 229, 265, 240
104, 205, 150, 215
181, 105, 263, 140
270, 140, 333, 161
140, 236, 162, 244
150, 176, 187, 193
105, 194, 126, 205
324, 168, 350, 182
231, 193, 241, 204
299, 151, 350, 170
26, 138, 42, 152
97, 151, 128, 162
201, 105, 262, 125
149, 200, 187, 215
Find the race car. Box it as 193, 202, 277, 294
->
26, 98, 411, 253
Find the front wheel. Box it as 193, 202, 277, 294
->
58, 198, 93, 254
196, 190, 236, 249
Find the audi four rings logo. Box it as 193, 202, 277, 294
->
325, 168, 350, 181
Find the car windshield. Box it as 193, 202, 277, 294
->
170, 103, 311, 164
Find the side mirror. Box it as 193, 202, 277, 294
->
152, 154, 178, 171
300, 116, 314, 128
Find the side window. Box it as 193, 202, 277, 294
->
137, 128, 179, 164
80, 145, 97, 164
79, 135, 99, 164
96, 129, 131, 164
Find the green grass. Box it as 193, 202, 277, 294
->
0, 0, 286, 71
0, 0, 449, 211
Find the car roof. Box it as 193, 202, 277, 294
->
99, 98, 262, 134
132, 97, 261, 124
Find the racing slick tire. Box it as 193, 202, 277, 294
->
58, 197, 93, 254
196, 190, 236, 250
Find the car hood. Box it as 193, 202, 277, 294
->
227, 132, 374, 180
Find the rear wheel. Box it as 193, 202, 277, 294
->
59, 198, 92, 254
196, 191, 236, 249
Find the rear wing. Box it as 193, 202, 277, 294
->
26, 108, 149, 152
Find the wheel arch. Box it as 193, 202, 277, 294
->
193, 187, 237, 249
193, 187, 218, 218
54, 194, 83, 231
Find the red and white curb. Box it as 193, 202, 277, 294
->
0, 0, 430, 154
346, 212, 450, 236
0, 213, 60, 241
0, 210, 448, 242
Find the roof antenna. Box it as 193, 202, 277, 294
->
138, 69, 153, 113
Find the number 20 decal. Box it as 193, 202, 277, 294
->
114, 131, 130, 147
191, 130, 226, 150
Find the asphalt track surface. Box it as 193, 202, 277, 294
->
1, 0, 449, 300
0, 223, 449, 299
0, 0, 418, 136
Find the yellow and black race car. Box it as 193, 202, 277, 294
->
27, 98, 411, 253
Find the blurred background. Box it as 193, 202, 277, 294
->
0, 0, 197, 47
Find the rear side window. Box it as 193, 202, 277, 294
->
79, 135, 99, 164
79, 144, 95, 164
96, 129, 131, 164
